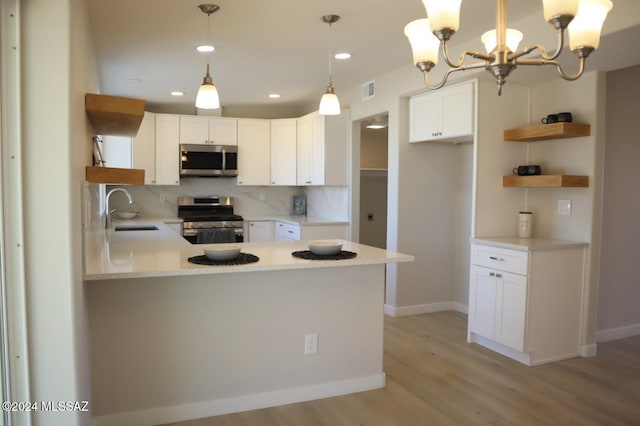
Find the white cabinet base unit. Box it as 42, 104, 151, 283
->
468, 238, 588, 366
247, 220, 275, 242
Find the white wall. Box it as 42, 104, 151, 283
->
597, 65, 640, 340
21, 0, 96, 424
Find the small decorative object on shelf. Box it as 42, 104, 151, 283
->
518, 211, 532, 238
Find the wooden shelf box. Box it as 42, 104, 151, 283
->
504, 122, 591, 142
86, 166, 145, 185
502, 175, 589, 188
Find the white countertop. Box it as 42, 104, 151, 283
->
472, 237, 589, 251
84, 220, 413, 281
242, 215, 349, 226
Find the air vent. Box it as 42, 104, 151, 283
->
361, 80, 375, 101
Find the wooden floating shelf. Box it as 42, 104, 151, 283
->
504, 122, 591, 142
85, 93, 145, 137
86, 166, 145, 185
503, 175, 589, 188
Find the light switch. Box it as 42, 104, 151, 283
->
558, 199, 572, 215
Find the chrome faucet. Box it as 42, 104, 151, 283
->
105, 187, 134, 228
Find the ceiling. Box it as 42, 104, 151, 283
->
86, 0, 639, 117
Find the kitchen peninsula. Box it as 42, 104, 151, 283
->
84, 222, 413, 426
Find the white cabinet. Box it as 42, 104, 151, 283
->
179, 115, 238, 146
132, 111, 156, 184
270, 118, 297, 186
275, 222, 300, 241
237, 119, 271, 186
246, 221, 274, 242
155, 114, 180, 185
296, 111, 348, 186
409, 80, 474, 143
468, 239, 587, 365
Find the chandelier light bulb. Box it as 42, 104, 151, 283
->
568, 0, 613, 50
404, 19, 440, 66
542, 0, 579, 22
422, 0, 462, 33
481, 28, 524, 53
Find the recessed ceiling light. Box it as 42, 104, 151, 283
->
366, 123, 387, 129
196, 45, 215, 53
335, 52, 351, 60
268, 93, 281, 99
171, 91, 185, 96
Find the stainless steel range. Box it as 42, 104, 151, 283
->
178, 196, 244, 244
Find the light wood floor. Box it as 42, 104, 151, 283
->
164, 311, 640, 426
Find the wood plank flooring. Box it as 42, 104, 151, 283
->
164, 311, 640, 426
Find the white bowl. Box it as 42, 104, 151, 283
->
308, 240, 343, 256
204, 246, 241, 261
116, 211, 138, 219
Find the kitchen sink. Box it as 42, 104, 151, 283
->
114, 225, 159, 232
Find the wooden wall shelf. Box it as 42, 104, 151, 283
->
86, 166, 145, 185
504, 122, 591, 142
503, 175, 589, 188
85, 93, 145, 137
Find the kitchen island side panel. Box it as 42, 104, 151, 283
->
87, 264, 385, 424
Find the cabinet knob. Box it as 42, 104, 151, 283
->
489, 272, 495, 277
489, 256, 504, 261
496, 273, 502, 278
306, 180, 312, 184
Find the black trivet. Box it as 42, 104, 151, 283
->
291, 250, 357, 260
188, 253, 259, 266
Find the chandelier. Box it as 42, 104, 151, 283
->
404, 0, 613, 95
319, 14, 341, 115
195, 4, 221, 109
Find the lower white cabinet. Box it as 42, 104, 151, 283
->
246, 221, 274, 242
275, 222, 300, 241
468, 239, 587, 365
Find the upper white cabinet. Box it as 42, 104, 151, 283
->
296, 111, 348, 186
132, 112, 156, 184
154, 114, 180, 185
409, 80, 474, 143
270, 118, 297, 186
179, 115, 238, 146
237, 119, 271, 186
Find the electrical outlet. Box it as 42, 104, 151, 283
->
304, 333, 318, 355
160, 194, 166, 202
259, 192, 266, 201
558, 199, 572, 215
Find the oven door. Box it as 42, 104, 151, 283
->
180, 144, 238, 177
183, 227, 244, 244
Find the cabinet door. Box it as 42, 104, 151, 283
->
309, 113, 326, 185
155, 114, 180, 185
101, 135, 132, 168
248, 221, 274, 242
440, 81, 474, 140
296, 115, 313, 185
237, 119, 270, 185
209, 117, 238, 146
270, 118, 297, 185
133, 112, 156, 184
409, 92, 439, 143
468, 265, 497, 340
179, 116, 210, 145
494, 271, 527, 351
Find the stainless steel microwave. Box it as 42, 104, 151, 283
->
179, 144, 238, 177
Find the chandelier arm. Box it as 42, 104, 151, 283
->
423, 61, 488, 90
441, 41, 494, 69
514, 57, 587, 82
509, 29, 565, 62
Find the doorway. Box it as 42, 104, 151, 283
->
359, 115, 388, 249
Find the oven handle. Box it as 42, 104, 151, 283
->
183, 228, 244, 237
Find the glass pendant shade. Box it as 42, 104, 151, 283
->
568, 0, 612, 50
481, 28, 524, 53
195, 67, 220, 109
421, 0, 462, 32
542, 0, 579, 22
319, 86, 341, 115
404, 19, 440, 65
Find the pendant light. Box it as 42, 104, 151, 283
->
319, 14, 341, 116
195, 4, 221, 109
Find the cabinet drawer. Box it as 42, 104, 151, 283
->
471, 244, 528, 275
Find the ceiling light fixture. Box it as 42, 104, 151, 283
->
195, 4, 221, 109
404, 0, 613, 95
319, 14, 341, 116
335, 52, 351, 60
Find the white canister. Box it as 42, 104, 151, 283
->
518, 211, 533, 238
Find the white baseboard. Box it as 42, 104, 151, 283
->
580, 343, 598, 357
92, 373, 385, 426
384, 301, 468, 317
595, 323, 640, 343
